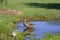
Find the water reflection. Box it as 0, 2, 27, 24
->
16, 21, 60, 39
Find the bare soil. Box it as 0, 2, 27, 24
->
0, 9, 22, 15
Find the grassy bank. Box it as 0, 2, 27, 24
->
42, 33, 60, 40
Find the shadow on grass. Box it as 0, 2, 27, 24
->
23, 3, 60, 10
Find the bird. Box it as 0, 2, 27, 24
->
23, 17, 30, 28
23, 17, 35, 28
23, 17, 35, 36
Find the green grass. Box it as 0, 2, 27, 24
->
42, 33, 60, 40
0, 0, 60, 40
4, 0, 60, 20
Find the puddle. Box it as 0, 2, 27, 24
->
16, 21, 60, 39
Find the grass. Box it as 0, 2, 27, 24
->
42, 33, 60, 40
4, 0, 60, 20
0, 0, 60, 40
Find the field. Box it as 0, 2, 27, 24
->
4, 0, 60, 20
0, 0, 60, 40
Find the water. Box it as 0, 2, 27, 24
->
16, 21, 60, 39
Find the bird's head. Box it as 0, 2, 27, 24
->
23, 16, 27, 22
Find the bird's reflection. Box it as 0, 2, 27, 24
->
23, 24, 35, 36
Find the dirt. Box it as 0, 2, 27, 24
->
0, 9, 23, 15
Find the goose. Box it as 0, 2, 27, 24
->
23, 17, 35, 27
23, 17, 31, 28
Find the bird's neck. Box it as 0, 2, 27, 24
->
23, 19, 27, 23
